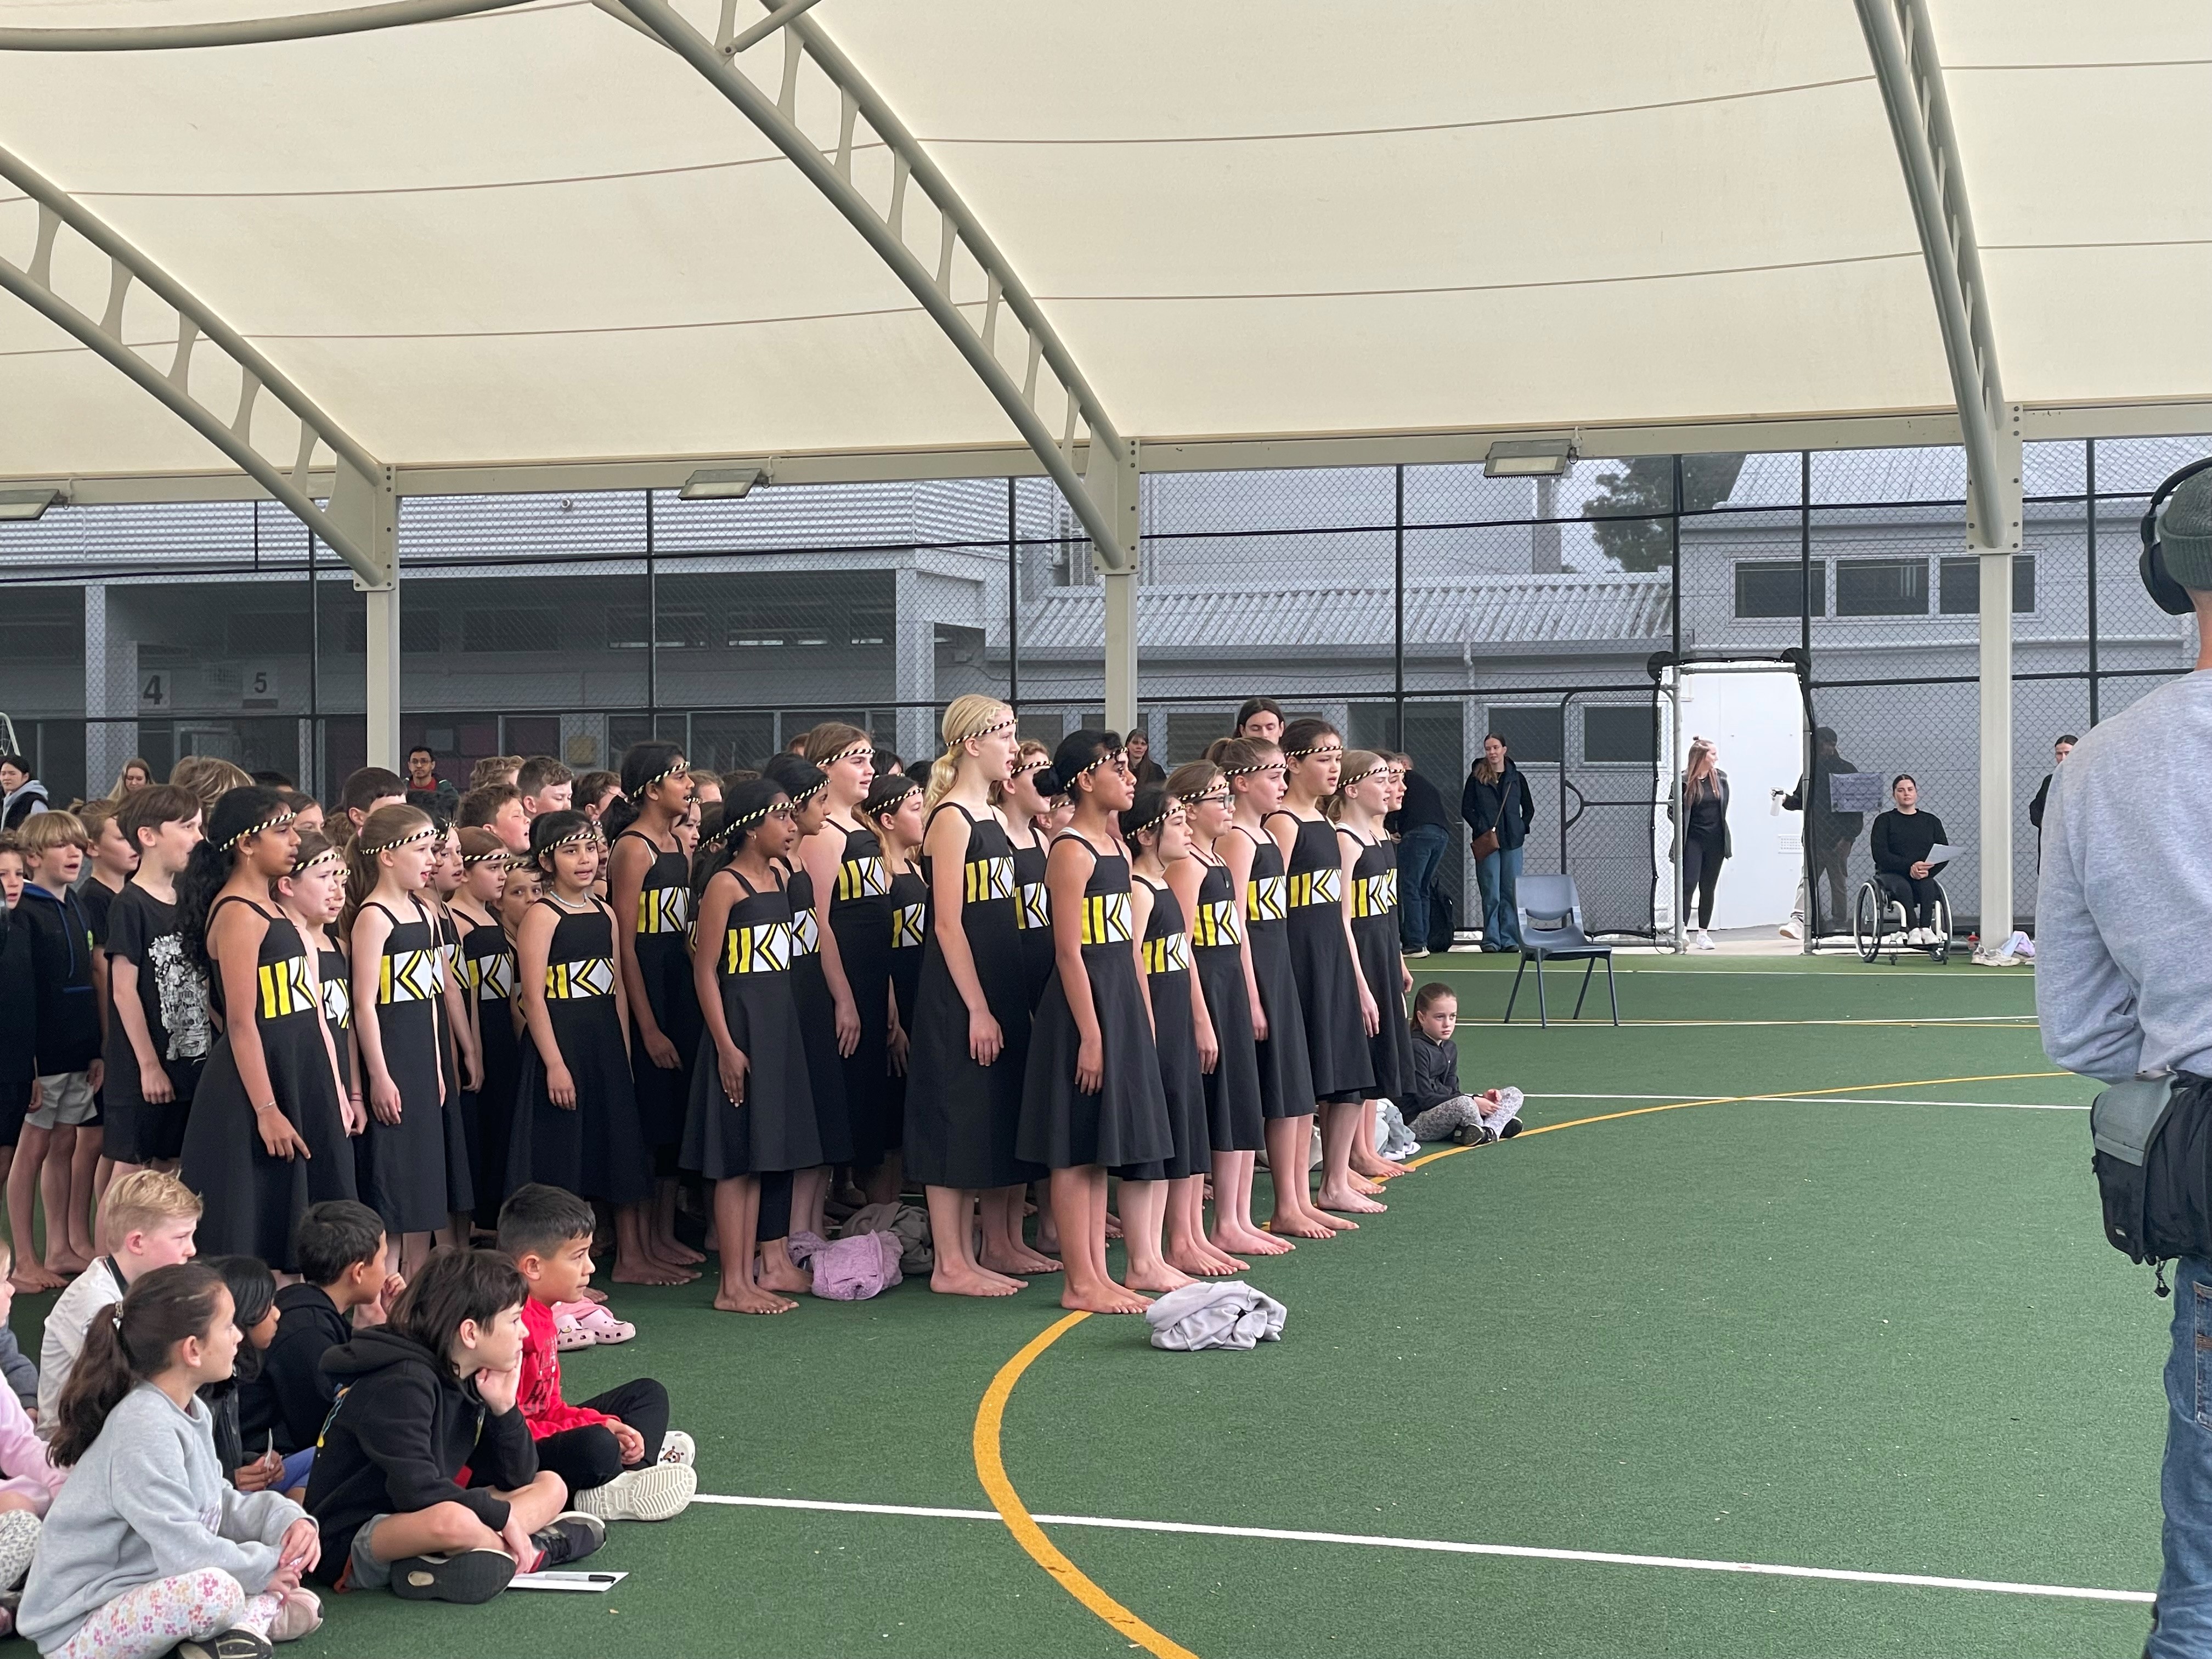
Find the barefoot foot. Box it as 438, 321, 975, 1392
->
1062, 1283, 1152, 1314
1265, 1213, 1334, 1240
1125, 1263, 1195, 1294
757, 1259, 814, 1294
932, 1264, 1025, 1297
713, 1286, 798, 1314
981, 1246, 1063, 1276
9, 1267, 64, 1295
1317, 1185, 1387, 1215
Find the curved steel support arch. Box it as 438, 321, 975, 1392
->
0, 0, 534, 53
0, 142, 388, 584
611, 0, 1137, 579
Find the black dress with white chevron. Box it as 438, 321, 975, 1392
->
182, 896, 349, 1267
684, 867, 824, 1181
507, 898, 652, 1206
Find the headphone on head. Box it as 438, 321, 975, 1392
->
2138, 456, 2212, 616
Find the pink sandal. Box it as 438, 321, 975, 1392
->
552, 1307, 596, 1352
555, 1300, 635, 1344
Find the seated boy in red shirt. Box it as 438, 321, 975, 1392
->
498, 1184, 696, 1522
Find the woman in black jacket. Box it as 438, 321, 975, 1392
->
1679, 737, 1730, 951
1460, 734, 1536, 952
1869, 774, 1950, 941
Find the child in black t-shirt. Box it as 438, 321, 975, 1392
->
103, 785, 210, 1177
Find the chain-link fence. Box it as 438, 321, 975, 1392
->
2, 439, 2199, 940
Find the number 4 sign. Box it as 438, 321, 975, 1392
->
140, 672, 169, 709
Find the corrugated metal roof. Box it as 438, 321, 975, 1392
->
1015, 573, 1672, 656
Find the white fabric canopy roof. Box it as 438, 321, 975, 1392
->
0, 0, 2207, 484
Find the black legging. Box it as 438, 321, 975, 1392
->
1683, 832, 1726, 929
1877, 871, 1942, 929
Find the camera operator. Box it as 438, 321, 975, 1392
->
2040, 467, 2212, 1657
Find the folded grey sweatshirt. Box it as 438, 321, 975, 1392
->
18, 1383, 302, 1655
2037, 669, 2212, 1084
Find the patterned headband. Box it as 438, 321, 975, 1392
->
290, 844, 340, 876
218, 810, 295, 853
1282, 740, 1342, 761
1126, 801, 1175, 839
1220, 761, 1281, 779
1076, 747, 1126, 778
460, 846, 509, 868
822, 741, 874, 768
1340, 762, 1390, 791
707, 799, 783, 847
637, 759, 689, 793
783, 776, 826, 805
539, 825, 597, 853
946, 713, 1015, 752
1011, 757, 1051, 777
360, 824, 435, 857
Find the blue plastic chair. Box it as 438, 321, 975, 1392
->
1501, 872, 1619, 1027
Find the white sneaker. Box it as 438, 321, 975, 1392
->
573, 1461, 697, 1522
1778, 920, 1801, 940
658, 1429, 696, 1468
1694, 930, 1716, 951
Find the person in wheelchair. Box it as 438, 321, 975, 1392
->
1869, 774, 1950, 944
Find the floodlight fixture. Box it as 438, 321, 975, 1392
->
0, 488, 64, 522
1483, 439, 1576, 479
680, 465, 770, 500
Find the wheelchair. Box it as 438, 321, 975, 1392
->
1852, 874, 1951, 964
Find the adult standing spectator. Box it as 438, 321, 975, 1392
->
1386, 754, 1453, 957
0, 757, 47, 830
2037, 467, 2212, 1657
1124, 730, 1166, 788
1782, 726, 1865, 936
403, 745, 460, 818
1868, 775, 1949, 943
2027, 733, 2076, 853
1233, 698, 1284, 745
1460, 733, 1534, 953
1678, 737, 1731, 951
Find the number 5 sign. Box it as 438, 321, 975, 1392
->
242, 665, 279, 709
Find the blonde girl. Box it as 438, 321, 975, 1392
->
1334, 751, 1417, 1186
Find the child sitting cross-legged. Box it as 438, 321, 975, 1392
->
40, 1170, 202, 1436
1405, 984, 1523, 1145
253, 1202, 403, 1479
497, 1184, 697, 1522
0, 1239, 65, 1634
18, 1262, 322, 1659
304, 1249, 602, 1604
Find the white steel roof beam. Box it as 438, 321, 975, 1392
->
1854, 0, 2015, 550
608, 0, 1137, 572
0, 143, 389, 583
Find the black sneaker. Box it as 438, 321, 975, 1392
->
175, 1632, 275, 1659
530, 1511, 607, 1570
1499, 1119, 1523, 1139
388, 1546, 517, 1604
1453, 1122, 1497, 1147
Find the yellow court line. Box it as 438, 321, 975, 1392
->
974, 1313, 1202, 1659
975, 1063, 2068, 1655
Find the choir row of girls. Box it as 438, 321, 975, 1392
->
166, 710, 1424, 1316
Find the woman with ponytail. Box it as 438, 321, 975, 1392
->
991, 741, 1057, 1011
606, 742, 705, 1278
686, 781, 824, 1313
180, 791, 348, 1270
345, 805, 469, 1279
22, 1262, 323, 1658
903, 698, 1052, 1295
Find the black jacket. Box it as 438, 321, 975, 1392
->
1870, 809, 1949, 879
1461, 763, 1536, 852
2029, 771, 2053, 832
262, 1283, 351, 1455
1784, 752, 1866, 842
306, 1325, 539, 1578
1385, 769, 1452, 837
0, 904, 35, 1095
1408, 1031, 1461, 1116
19, 883, 100, 1073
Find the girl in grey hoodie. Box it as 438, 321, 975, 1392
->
18, 1263, 320, 1659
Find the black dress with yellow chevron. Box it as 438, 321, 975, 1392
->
779, 864, 855, 1170
1008, 824, 1054, 1011
357, 896, 466, 1234
298, 937, 357, 1206
1342, 828, 1415, 1099
507, 897, 653, 1206
430, 907, 476, 1220
459, 916, 521, 1224
1016, 835, 1172, 1171
1266, 812, 1375, 1104
618, 829, 699, 1160
882, 860, 929, 1146
180, 896, 352, 1269
1112, 876, 1209, 1183
1188, 853, 1265, 1152
826, 821, 896, 1170
683, 866, 824, 1182
1237, 826, 1316, 1122
904, 804, 1035, 1192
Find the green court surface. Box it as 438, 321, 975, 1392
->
16, 955, 2164, 1657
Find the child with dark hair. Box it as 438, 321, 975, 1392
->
258, 1202, 401, 1460
12, 811, 104, 1288
497, 1185, 694, 1520
1405, 984, 1522, 1144
22, 1262, 324, 1657
102, 785, 208, 1180
196, 1256, 292, 1495
454, 785, 529, 856
305, 1249, 600, 1603
335, 769, 406, 847
514, 759, 573, 822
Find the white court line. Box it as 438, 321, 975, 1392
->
689, 1494, 2150, 1605
1498, 1015, 2036, 1029
1527, 1091, 2087, 1111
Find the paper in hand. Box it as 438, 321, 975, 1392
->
1925, 844, 1955, 865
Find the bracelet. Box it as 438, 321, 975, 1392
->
254, 1100, 280, 1114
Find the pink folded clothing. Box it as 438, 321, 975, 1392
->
787, 1230, 903, 1300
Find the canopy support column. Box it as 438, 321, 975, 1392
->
1971, 414, 2023, 956
340, 463, 402, 774
1094, 439, 1141, 735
